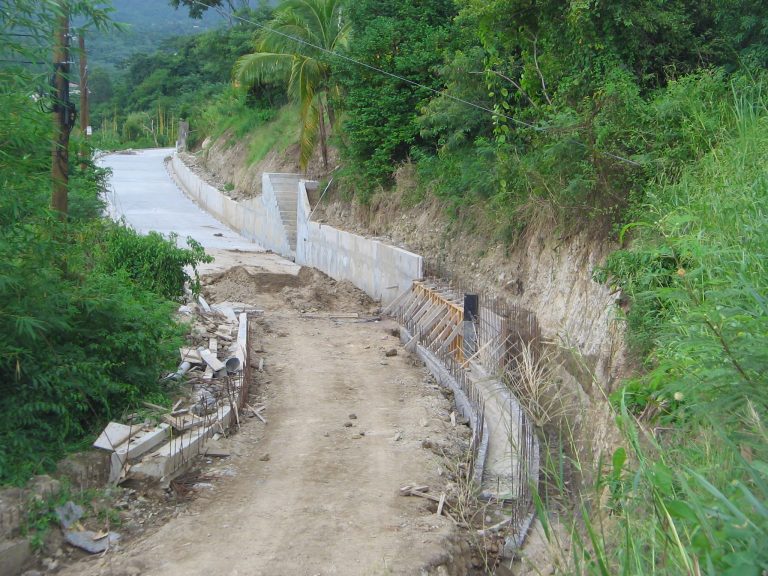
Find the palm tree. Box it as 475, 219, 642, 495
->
234, 0, 349, 170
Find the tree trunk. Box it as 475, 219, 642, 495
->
326, 97, 336, 132
318, 102, 328, 170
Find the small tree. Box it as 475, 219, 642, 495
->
233, 0, 349, 170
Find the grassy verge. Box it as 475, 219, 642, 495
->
533, 80, 768, 575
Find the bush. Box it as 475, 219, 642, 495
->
98, 225, 212, 300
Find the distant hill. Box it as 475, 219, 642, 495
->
86, 0, 226, 69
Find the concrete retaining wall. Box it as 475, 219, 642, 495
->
171, 154, 423, 305
295, 181, 423, 305
169, 155, 291, 256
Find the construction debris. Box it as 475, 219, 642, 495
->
55, 502, 84, 529
92, 302, 252, 484
64, 530, 120, 554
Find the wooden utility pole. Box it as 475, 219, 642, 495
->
51, 0, 72, 219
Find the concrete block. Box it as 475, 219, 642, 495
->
109, 424, 171, 483
130, 406, 233, 480
93, 422, 143, 451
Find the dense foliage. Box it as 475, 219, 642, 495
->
588, 86, 768, 574
0, 5, 210, 484
332, 0, 457, 189
89, 6, 275, 149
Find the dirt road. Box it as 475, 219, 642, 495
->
60, 264, 472, 576
62, 152, 474, 575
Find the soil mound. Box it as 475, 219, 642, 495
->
202, 265, 376, 313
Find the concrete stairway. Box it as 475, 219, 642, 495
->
269, 174, 301, 252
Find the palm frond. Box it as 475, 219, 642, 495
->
233, 52, 292, 87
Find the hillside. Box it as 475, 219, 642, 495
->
85, 0, 225, 69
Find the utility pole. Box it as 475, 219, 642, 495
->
78, 31, 89, 169
51, 0, 73, 219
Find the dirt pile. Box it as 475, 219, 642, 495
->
202, 265, 376, 313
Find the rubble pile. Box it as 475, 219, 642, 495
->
93, 296, 256, 486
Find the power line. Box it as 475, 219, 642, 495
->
191, 0, 642, 167
0, 58, 47, 64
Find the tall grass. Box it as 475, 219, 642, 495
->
533, 76, 768, 575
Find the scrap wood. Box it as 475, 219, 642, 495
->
399, 484, 430, 496
436, 493, 446, 516
400, 486, 453, 507
200, 348, 225, 372
215, 331, 233, 342
162, 413, 205, 432
141, 401, 168, 412
476, 516, 514, 537
246, 403, 267, 424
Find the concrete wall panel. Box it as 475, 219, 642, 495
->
171, 155, 423, 304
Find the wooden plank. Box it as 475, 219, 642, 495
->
214, 330, 233, 342
438, 322, 463, 354
247, 404, 267, 424
402, 292, 425, 319
436, 493, 446, 516
421, 306, 448, 333
382, 287, 413, 315
162, 413, 206, 432
411, 300, 436, 325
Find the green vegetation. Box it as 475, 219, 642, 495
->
89, 5, 277, 150
234, 0, 349, 169
0, 4, 210, 485
86, 0, 225, 71
582, 87, 768, 574
9, 1, 765, 570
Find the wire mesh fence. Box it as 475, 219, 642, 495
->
390, 260, 542, 536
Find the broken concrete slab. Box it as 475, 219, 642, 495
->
109, 424, 171, 484
179, 347, 203, 363
54, 502, 84, 529
64, 530, 120, 554
211, 304, 237, 322
130, 405, 234, 480
198, 294, 212, 313
93, 423, 143, 451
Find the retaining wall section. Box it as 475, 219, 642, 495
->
296, 181, 423, 305
169, 155, 292, 257
170, 154, 423, 305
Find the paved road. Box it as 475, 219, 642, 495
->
101, 148, 263, 252
101, 148, 302, 276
